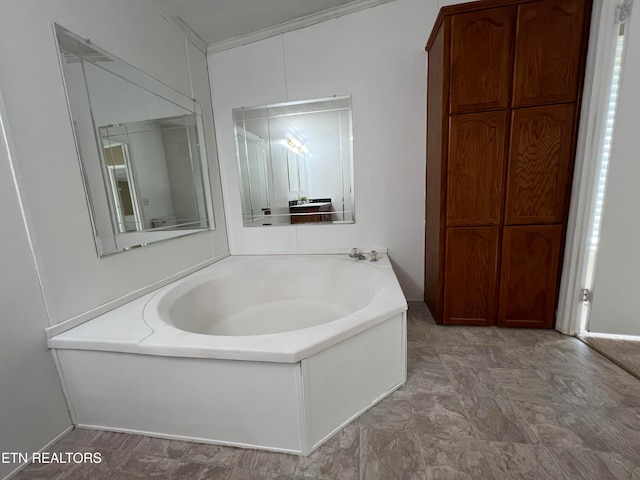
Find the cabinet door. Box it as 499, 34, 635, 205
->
512, 0, 589, 107
498, 225, 562, 328
443, 227, 499, 325
505, 104, 575, 225
447, 111, 507, 226
450, 7, 515, 114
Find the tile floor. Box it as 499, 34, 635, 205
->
14, 302, 640, 479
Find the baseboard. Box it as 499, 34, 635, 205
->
2, 426, 73, 480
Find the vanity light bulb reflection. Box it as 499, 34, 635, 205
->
286, 137, 309, 155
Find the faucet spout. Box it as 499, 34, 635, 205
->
349, 248, 367, 260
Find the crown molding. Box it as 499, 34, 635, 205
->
206, 0, 397, 55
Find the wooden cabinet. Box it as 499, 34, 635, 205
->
290, 202, 332, 224
512, 0, 589, 107
499, 225, 562, 327
444, 227, 499, 325
450, 7, 515, 114
447, 111, 507, 226
425, 0, 591, 327
506, 104, 575, 225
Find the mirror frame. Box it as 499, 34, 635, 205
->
54, 24, 215, 256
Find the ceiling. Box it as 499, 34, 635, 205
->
148, 0, 396, 48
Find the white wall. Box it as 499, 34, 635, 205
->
0, 91, 71, 480
0, 0, 228, 329
128, 127, 175, 226
209, 0, 437, 299
162, 125, 201, 222
587, 2, 640, 336
0, 0, 229, 472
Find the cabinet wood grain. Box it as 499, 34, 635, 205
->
498, 225, 562, 327
450, 7, 515, 113
447, 111, 507, 226
512, 0, 588, 106
425, 18, 450, 321
444, 227, 499, 325
505, 104, 575, 225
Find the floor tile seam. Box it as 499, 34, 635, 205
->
481, 363, 508, 397
126, 446, 192, 461
540, 444, 574, 480
582, 415, 640, 457
164, 454, 187, 479
456, 390, 542, 447
492, 327, 517, 347
293, 464, 339, 480
505, 398, 544, 446
487, 366, 562, 399
361, 415, 419, 433
176, 455, 240, 468
176, 443, 191, 465
508, 398, 626, 439
413, 427, 435, 479
449, 385, 483, 441
446, 378, 508, 399
463, 442, 510, 480
408, 391, 474, 438
242, 459, 300, 477
419, 430, 502, 480
105, 448, 131, 475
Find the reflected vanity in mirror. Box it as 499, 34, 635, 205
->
54, 25, 213, 256
233, 96, 354, 226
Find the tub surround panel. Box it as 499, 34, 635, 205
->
303, 313, 405, 449
56, 315, 406, 456
57, 350, 305, 453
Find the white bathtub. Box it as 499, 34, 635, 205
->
49, 254, 408, 455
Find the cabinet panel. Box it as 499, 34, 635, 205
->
425, 18, 450, 321
443, 227, 499, 325
513, 0, 588, 107
450, 7, 515, 114
498, 225, 562, 327
505, 104, 575, 224
447, 111, 507, 226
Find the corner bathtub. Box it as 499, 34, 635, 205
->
49, 254, 408, 455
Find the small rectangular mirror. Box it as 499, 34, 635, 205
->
55, 25, 213, 256
233, 96, 354, 226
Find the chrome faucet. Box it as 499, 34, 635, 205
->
349, 248, 366, 260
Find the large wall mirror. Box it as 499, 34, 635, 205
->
233, 96, 354, 226
54, 25, 213, 256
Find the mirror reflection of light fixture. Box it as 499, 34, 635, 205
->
233, 95, 354, 227
285, 136, 309, 155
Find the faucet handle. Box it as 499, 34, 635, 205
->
349, 247, 359, 258
369, 250, 378, 262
